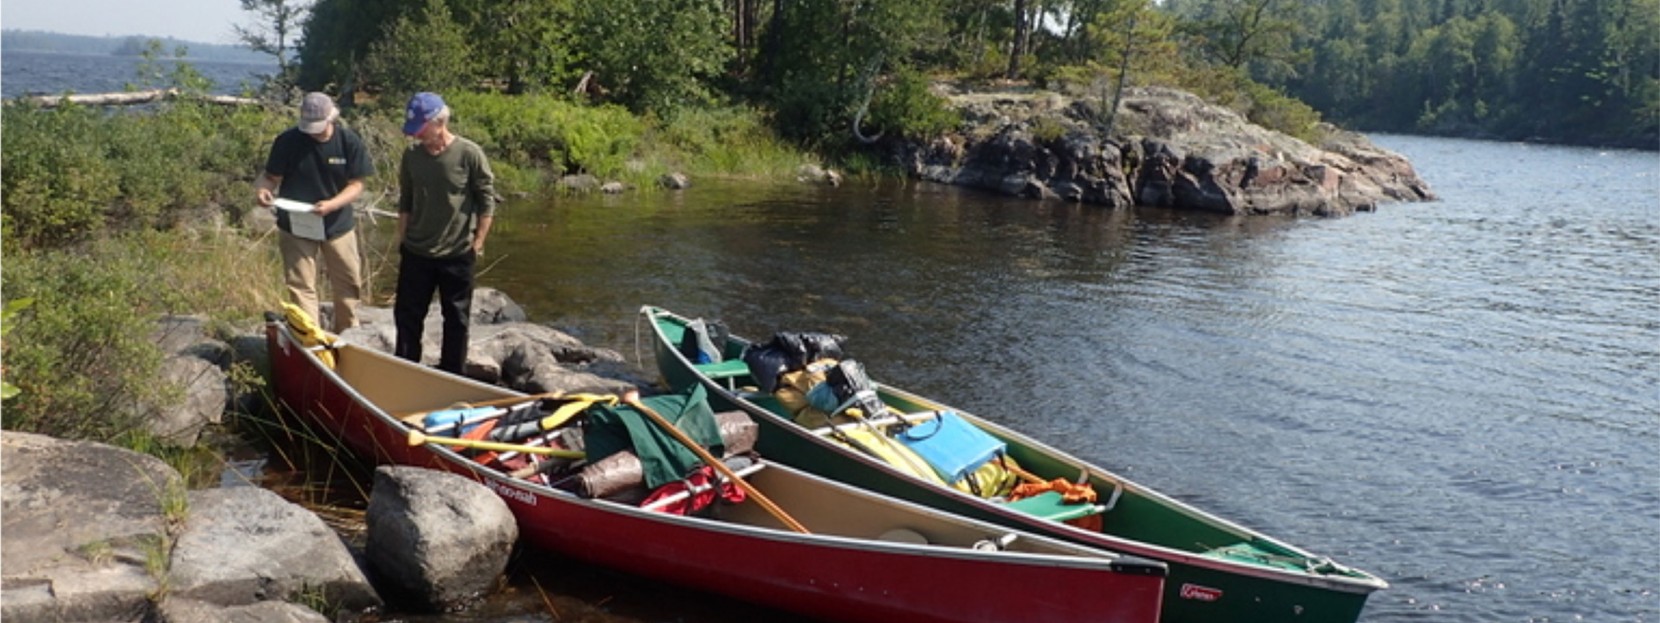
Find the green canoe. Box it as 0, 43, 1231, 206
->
642, 305, 1387, 623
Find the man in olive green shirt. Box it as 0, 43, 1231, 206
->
393, 91, 496, 374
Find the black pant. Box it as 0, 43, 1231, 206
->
394, 247, 475, 374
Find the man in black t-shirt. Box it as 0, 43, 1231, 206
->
255, 92, 374, 332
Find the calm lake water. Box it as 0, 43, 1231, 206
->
1, 49, 275, 98
432, 134, 1656, 623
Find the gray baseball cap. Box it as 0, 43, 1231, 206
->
298, 92, 338, 134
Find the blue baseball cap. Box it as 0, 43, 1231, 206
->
403, 92, 445, 136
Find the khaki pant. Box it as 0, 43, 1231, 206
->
280, 229, 362, 333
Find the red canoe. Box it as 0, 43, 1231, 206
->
265, 315, 1166, 623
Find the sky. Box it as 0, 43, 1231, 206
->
2, 0, 251, 44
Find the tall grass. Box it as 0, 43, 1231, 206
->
3, 231, 285, 442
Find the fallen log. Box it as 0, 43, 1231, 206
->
11, 88, 262, 108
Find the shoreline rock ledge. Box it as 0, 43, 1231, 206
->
901, 84, 1436, 217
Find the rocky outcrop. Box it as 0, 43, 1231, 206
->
1, 433, 531, 622
364, 466, 518, 611
167, 487, 380, 610
0, 433, 369, 622
1, 432, 177, 622
903, 84, 1435, 217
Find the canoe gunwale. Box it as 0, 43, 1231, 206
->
640, 305, 1389, 599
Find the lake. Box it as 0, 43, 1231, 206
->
1, 48, 275, 98
439, 134, 1656, 622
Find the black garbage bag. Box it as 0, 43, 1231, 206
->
741, 331, 848, 393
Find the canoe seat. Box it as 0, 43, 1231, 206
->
1004, 490, 1107, 522
695, 359, 751, 389
1200, 541, 1311, 572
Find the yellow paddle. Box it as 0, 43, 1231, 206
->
622, 390, 810, 534
407, 429, 586, 459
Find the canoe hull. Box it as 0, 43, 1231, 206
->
267, 321, 1166, 623
643, 306, 1387, 623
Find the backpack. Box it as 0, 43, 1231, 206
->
678, 318, 729, 365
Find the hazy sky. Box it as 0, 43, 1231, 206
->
3, 0, 251, 44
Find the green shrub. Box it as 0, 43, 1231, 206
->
652, 106, 808, 177
445, 92, 643, 179
869, 67, 961, 140
1031, 116, 1068, 142
2, 231, 285, 443
1, 101, 292, 251
4, 237, 173, 440
1, 103, 121, 248
1240, 81, 1324, 143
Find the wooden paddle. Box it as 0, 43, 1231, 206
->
622, 391, 810, 534
407, 429, 586, 459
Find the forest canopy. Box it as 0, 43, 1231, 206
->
261, 0, 1655, 149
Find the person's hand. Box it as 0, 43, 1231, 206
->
313, 201, 330, 215
256, 187, 275, 207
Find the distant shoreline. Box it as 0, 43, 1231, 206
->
4, 48, 276, 66
2, 29, 270, 64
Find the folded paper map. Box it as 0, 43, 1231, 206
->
272, 198, 325, 241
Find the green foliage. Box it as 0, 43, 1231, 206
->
571, 0, 732, 115
1239, 80, 1324, 142
362, 0, 478, 97
2, 298, 35, 401
446, 92, 643, 178
0, 103, 122, 248
2, 231, 287, 443
3, 237, 174, 441
868, 67, 961, 140
449, 0, 578, 94
1, 101, 289, 250
1273, 0, 1658, 146
758, 0, 949, 147
652, 106, 810, 177
1031, 116, 1068, 143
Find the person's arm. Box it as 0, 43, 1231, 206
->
396, 151, 412, 246
317, 178, 364, 216
257, 134, 287, 206
467, 145, 498, 255
472, 214, 493, 255
254, 173, 282, 206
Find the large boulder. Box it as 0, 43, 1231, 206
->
167, 487, 381, 612
363, 466, 518, 611
138, 315, 233, 446
1, 432, 176, 622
